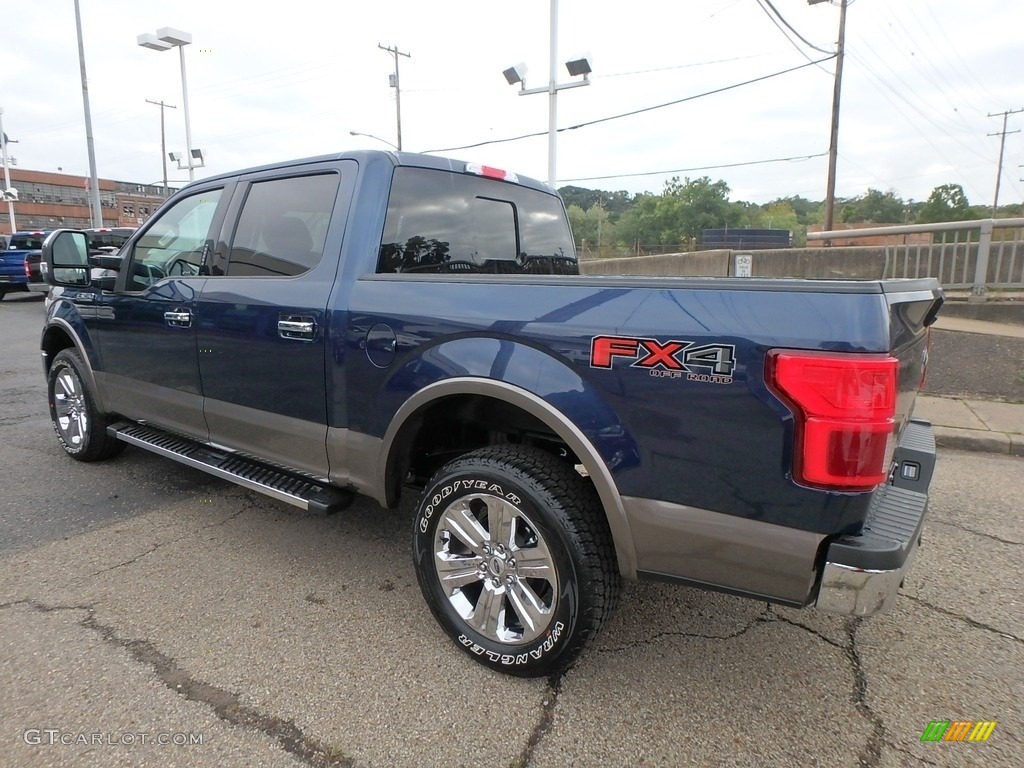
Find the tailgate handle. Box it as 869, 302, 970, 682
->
279, 316, 316, 340
163, 309, 192, 328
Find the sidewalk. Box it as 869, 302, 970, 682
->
914, 394, 1024, 456
915, 314, 1024, 456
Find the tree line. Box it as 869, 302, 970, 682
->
559, 178, 1023, 257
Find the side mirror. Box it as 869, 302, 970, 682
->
42, 230, 90, 287
89, 252, 123, 291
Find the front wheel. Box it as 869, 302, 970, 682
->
47, 349, 125, 462
412, 445, 620, 677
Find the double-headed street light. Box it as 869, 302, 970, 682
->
137, 27, 203, 181
504, 0, 591, 189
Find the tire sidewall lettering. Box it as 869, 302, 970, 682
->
456, 620, 565, 666
418, 478, 521, 533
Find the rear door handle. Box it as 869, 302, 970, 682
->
278, 316, 316, 340
164, 309, 192, 328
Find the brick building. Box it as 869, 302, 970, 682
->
2, 167, 172, 233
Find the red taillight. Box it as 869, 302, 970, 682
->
767, 350, 898, 491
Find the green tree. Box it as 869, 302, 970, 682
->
839, 188, 906, 224
773, 195, 822, 226
917, 183, 972, 223
750, 201, 803, 246
566, 203, 615, 255
566, 204, 587, 245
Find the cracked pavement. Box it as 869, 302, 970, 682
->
2, 298, 1022, 767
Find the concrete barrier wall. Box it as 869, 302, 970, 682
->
579, 250, 731, 276
742, 247, 887, 279
579, 247, 888, 279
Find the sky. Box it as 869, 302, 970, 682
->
4, 0, 1024, 207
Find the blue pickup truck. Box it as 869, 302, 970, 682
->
1, 230, 50, 300
39, 150, 942, 676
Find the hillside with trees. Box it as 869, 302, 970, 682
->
560, 178, 1023, 258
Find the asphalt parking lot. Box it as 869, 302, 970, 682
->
1, 294, 1021, 767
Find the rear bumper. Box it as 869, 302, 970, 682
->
815, 418, 935, 616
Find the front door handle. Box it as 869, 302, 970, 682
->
164, 309, 192, 328
278, 316, 316, 340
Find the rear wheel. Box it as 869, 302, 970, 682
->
47, 349, 125, 461
412, 445, 619, 677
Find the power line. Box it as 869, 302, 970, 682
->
424, 55, 835, 153
761, 0, 831, 54
557, 152, 828, 184
754, 0, 833, 72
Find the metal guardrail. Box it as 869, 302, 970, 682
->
807, 218, 1024, 301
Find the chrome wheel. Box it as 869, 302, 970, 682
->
53, 367, 88, 448
433, 493, 558, 644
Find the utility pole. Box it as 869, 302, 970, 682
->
808, 0, 848, 239
145, 99, 177, 194
378, 43, 411, 151
987, 108, 1023, 217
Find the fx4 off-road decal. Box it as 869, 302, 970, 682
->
590, 335, 737, 384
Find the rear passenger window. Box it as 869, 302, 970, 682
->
226, 173, 340, 277
377, 168, 577, 275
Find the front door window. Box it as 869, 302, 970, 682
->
125, 190, 223, 290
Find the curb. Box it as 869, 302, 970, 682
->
934, 426, 1024, 457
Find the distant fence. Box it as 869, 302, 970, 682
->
807, 219, 1024, 300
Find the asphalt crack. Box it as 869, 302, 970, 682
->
91, 504, 252, 577
768, 610, 848, 650
847, 618, 886, 768
11, 600, 352, 768
759, 611, 891, 767
885, 742, 941, 766
902, 593, 1023, 644
596, 603, 774, 654
927, 517, 1022, 547
510, 673, 562, 768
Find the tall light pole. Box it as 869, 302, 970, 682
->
146, 99, 177, 194
138, 28, 199, 181
74, 0, 103, 227
504, 0, 591, 189
0, 108, 17, 233
378, 44, 410, 151
809, 0, 847, 237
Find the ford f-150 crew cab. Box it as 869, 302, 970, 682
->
40, 150, 943, 676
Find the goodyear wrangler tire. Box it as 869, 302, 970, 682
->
412, 445, 620, 677
47, 349, 125, 462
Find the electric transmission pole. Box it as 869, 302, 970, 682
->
378, 43, 411, 151
808, 0, 847, 238
988, 108, 1023, 216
